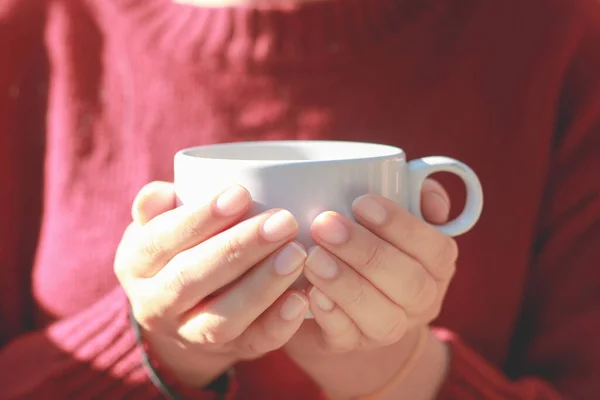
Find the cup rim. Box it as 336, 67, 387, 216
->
175, 140, 405, 166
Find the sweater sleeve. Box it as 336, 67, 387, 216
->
433, 329, 564, 399
433, 4, 600, 399
0, 286, 240, 400
0, 2, 238, 399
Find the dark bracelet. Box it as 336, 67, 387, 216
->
129, 305, 231, 399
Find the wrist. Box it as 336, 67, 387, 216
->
128, 307, 234, 392
143, 329, 234, 389
325, 327, 427, 400
374, 328, 449, 400
293, 327, 449, 400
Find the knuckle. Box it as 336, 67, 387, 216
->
179, 217, 208, 242
162, 265, 188, 297
406, 273, 437, 311
131, 302, 167, 333
344, 281, 368, 307
220, 236, 245, 265
139, 229, 165, 264
373, 313, 408, 344
360, 244, 386, 272
431, 237, 459, 276
238, 340, 264, 358
200, 321, 240, 346
242, 330, 281, 357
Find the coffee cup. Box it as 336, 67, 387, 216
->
175, 140, 483, 318
174, 140, 483, 246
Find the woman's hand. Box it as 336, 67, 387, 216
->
285, 179, 456, 400
114, 182, 309, 388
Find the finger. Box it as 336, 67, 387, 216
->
146, 209, 300, 317
176, 241, 306, 342
235, 291, 308, 358
304, 247, 408, 344
132, 181, 177, 225
306, 287, 362, 353
310, 213, 438, 313
123, 185, 252, 279
420, 179, 451, 224
351, 196, 459, 280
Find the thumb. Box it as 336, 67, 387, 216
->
131, 181, 176, 225
420, 179, 451, 225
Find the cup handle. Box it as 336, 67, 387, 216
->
407, 156, 483, 237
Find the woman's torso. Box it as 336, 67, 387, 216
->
3, 0, 568, 394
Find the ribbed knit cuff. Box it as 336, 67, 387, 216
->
1, 287, 162, 399
433, 328, 561, 399
1, 286, 238, 399
46, 287, 166, 398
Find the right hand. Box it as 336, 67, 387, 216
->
114, 182, 309, 388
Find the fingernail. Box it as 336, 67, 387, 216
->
428, 191, 450, 209
314, 213, 349, 245
274, 242, 307, 276
306, 247, 339, 279
424, 191, 450, 220
352, 195, 387, 225
261, 210, 298, 242
309, 287, 335, 312
215, 185, 250, 216
280, 293, 307, 321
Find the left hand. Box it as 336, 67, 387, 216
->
285, 179, 456, 399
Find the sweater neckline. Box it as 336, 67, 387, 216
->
108, 0, 427, 65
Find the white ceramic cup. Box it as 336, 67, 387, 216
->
175, 141, 483, 318
174, 140, 483, 245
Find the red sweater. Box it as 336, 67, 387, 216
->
1, 0, 600, 398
